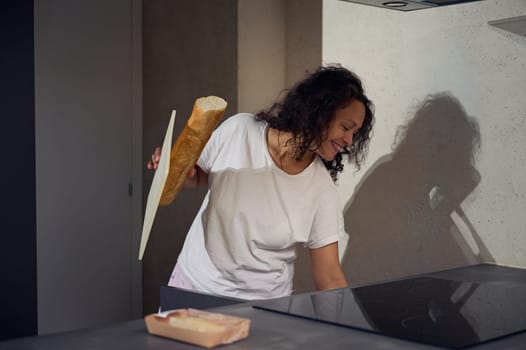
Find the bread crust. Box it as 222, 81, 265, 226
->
160, 96, 227, 206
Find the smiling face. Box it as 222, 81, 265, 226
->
316, 99, 366, 161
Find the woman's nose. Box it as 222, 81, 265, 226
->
343, 132, 353, 146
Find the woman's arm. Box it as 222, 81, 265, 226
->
185, 165, 209, 188
310, 242, 348, 291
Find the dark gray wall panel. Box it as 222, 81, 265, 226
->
142, 0, 238, 314
34, 0, 142, 334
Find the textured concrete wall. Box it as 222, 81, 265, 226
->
320, 0, 526, 286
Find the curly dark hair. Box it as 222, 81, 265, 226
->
256, 65, 375, 181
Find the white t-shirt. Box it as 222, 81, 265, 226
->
177, 113, 345, 300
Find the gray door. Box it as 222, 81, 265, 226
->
35, 0, 142, 334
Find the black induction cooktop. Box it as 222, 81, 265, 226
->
253, 277, 526, 349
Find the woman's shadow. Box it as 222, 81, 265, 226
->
341, 92, 493, 286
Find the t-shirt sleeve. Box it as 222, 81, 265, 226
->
196, 113, 253, 173
307, 183, 345, 249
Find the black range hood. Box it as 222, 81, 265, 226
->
338, 0, 484, 11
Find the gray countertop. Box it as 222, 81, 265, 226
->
2, 264, 526, 350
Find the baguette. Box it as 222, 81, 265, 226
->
160, 96, 227, 206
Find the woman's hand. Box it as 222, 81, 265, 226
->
185, 166, 209, 188
147, 146, 161, 170
146, 146, 208, 187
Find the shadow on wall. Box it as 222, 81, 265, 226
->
341, 92, 493, 286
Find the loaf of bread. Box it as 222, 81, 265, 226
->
144, 308, 250, 348
160, 96, 227, 206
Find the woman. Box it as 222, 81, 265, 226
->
148, 65, 374, 300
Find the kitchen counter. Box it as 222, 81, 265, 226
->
2, 264, 526, 350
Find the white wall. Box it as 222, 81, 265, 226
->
321, 0, 526, 286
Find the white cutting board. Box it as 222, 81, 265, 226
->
138, 110, 176, 260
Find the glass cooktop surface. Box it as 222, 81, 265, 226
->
253, 277, 526, 349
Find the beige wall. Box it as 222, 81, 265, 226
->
238, 0, 286, 113
237, 0, 323, 293
321, 0, 526, 286
284, 0, 322, 86
237, 0, 322, 113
